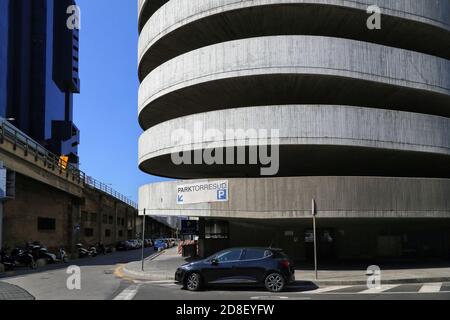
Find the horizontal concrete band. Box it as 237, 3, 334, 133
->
139, 105, 450, 164
138, 0, 450, 77
139, 176, 450, 219
138, 0, 168, 33
138, 36, 450, 129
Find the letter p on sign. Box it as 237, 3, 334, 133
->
217, 189, 227, 201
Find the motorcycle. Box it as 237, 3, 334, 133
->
58, 247, 69, 263
10, 247, 37, 269
96, 243, 112, 255
76, 243, 97, 258
0, 248, 16, 270
27, 242, 57, 264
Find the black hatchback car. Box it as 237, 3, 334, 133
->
175, 248, 295, 292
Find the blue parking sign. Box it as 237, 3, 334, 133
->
217, 189, 227, 201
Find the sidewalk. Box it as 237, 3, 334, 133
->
122, 247, 194, 281
298, 267, 450, 285
122, 248, 450, 285
0, 281, 34, 300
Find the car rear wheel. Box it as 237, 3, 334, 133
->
185, 272, 202, 291
265, 273, 285, 292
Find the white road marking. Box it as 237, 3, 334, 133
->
251, 296, 295, 300
302, 286, 351, 294
113, 284, 141, 300
419, 283, 442, 293
359, 285, 399, 294
133, 280, 176, 285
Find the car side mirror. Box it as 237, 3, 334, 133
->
211, 258, 219, 266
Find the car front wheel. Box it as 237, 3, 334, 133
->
185, 272, 202, 291
265, 273, 285, 292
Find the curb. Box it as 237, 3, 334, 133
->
145, 250, 164, 261
0, 281, 35, 300
121, 266, 175, 281
121, 250, 173, 281
308, 276, 450, 286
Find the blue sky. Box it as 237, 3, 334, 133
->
74, 0, 169, 203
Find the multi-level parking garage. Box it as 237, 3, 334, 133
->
138, 0, 450, 261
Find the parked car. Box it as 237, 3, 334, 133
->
144, 239, 153, 247
175, 247, 295, 292
168, 238, 176, 247
127, 240, 139, 249
116, 241, 133, 251
153, 239, 168, 251
162, 239, 170, 248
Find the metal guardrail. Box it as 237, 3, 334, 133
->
84, 177, 137, 208
0, 119, 137, 209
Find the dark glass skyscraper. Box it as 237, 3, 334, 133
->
0, 0, 80, 164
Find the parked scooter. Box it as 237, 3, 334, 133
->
27, 242, 57, 264
97, 243, 107, 255
96, 242, 112, 255
10, 247, 37, 269
76, 243, 97, 258
0, 248, 16, 270
58, 247, 69, 263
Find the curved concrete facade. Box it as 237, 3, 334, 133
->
139, 105, 450, 178
138, 0, 450, 78
139, 36, 450, 129
137, 0, 450, 239
139, 177, 450, 219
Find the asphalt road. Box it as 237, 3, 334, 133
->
130, 281, 450, 300
2, 250, 450, 300
0, 248, 155, 300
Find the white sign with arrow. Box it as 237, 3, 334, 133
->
177, 180, 229, 205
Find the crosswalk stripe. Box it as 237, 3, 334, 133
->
134, 280, 175, 285
419, 283, 442, 293
359, 285, 399, 294
303, 286, 351, 294
113, 284, 140, 300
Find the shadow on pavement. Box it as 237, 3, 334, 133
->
0, 248, 155, 279
176, 281, 319, 294
294, 260, 450, 271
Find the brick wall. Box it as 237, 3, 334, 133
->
3, 173, 74, 251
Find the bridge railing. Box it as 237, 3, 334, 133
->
84, 176, 138, 208
0, 118, 137, 209
0, 119, 85, 183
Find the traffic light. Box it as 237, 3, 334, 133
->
59, 155, 69, 171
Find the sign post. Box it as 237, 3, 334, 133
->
141, 209, 146, 272
312, 199, 318, 280
0, 162, 5, 250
